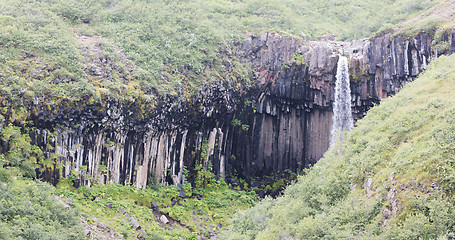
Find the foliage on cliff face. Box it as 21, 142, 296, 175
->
222, 54, 455, 239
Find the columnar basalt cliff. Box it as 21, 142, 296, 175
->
27, 31, 446, 188
231, 32, 432, 177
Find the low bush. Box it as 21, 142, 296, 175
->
0, 180, 85, 240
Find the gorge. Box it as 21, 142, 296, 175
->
23, 31, 449, 190
3, 1, 455, 238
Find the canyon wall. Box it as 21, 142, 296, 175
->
30, 32, 439, 188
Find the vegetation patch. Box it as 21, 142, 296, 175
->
55, 177, 256, 239
0, 179, 85, 240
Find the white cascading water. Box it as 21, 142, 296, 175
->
330, 56, 353, 147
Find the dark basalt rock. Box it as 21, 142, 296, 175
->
177, 183, 187, 198
151, 201, 159, 210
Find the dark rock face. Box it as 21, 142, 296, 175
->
28, 31, 438, 188
229, 32, 432, 177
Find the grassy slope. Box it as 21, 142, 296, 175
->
393, 0, 455, 35
0, 179, 85, 240
222, 54, 455, 239
0, 0, 438, 105
0, 172, 256, 239
55, 179, 256, 239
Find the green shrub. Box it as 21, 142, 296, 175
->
0, 125, 43, 178
0, 167, 11, 183
0, 180, 85, 240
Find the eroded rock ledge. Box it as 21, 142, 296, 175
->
28, 31, 453, 188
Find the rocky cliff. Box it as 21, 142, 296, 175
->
26, 31, 449, 189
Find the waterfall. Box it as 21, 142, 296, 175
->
330, 56, 353, 147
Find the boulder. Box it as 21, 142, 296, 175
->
151, 201, 158, 210
118, 207, 126, 215
160, 215, 169, 224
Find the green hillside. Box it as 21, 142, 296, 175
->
0, 171, 256, 239
0, 0, 438, 108
222, 54, 455, 239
